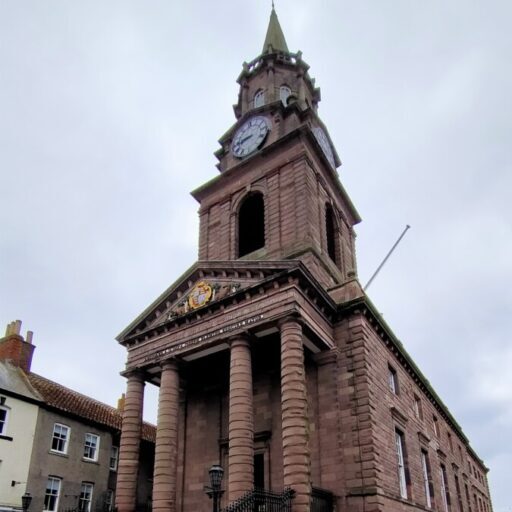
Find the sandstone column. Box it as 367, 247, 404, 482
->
116, 371, 145, 512
153, 359, 180, 512
279, 317, 311, 512
228, 335, 254, 501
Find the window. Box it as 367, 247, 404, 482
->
440, 464, 450, 512
448, 432, 453, 451
44, 477, 61, 512
109, 446, 119, 471
413, 395, 423, 419
454, 473, 464, 512
79, 483, 94, 512
254, 89, 265, 108
421, 450, 433, 508
51, 424, 70, 454
395, 430, 408, 499
0, 406, 8, 435
84, 433, 100, 461
279, 85, 291, 106
238, 192, 265, 257
325, 204, 337, 264
388, 366, 399, 394
433, 415, 440, 436
104, 490, 114, 512
465, 483, 472, 512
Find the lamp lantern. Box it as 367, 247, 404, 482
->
21, 493, 32, 512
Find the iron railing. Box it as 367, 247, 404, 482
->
221, 488, 295, 512
311, 487, 334, 512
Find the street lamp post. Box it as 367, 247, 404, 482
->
204, 464, 224, 512
21, 493, 32, 512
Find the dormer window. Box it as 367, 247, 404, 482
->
254, 89, 265, 108
280, 85, 291, 106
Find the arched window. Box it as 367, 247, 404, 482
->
325, 204, 337, 263
280, 85, 291, 106
238, 193, 265, 257
254, 89, 265, 108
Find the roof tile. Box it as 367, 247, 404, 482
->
27, 372, 155, 443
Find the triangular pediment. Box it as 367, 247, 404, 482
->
117, 260, 314, 344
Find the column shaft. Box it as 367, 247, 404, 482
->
228, 336, 254, 501
116, 372, 145, 512
279, 317, 311, 512
153, 360, 180, 512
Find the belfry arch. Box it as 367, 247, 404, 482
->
237, 192, 265, 257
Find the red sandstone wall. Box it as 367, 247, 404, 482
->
334, 310, 492, 512
196, 143, 356, 289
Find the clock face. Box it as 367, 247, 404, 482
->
232, 116, 270, 158
313, 126, 336, 169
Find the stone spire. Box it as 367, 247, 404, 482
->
262, 5, 289, 54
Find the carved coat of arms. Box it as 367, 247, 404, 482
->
188, 281, 213, 310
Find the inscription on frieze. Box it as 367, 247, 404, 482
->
143, 313, 264, 363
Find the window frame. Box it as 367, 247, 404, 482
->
454, 472, 464, 512
440, 464, 450, 512
421, 450, 433, 508
104, 489, 115, 512
109, 445, 119, 471
413, 394, 423, 419
51, 423, 70, 454
44, 476, 62, 512
433, 415, 440, 437
83, 433, 100, 462
388, 365, 399, 394
0, 405, 9, 436
79, 482, 94, 512
395, 429, 408, 499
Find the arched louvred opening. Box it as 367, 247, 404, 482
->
325, 203, 337, 264
279, 85, 291, 106
238, 192, 265, 257
254, 89, 265, 108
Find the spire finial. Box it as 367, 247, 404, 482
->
262, 2, 289, 54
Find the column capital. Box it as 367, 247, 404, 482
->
159, 357, 180, 372
120, 368, 146, 382
228, 333, 252, 348
277, 314, 303, 330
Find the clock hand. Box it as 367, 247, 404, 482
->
240, 133, 254, 144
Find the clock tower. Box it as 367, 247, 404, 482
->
192, 6, 361, 289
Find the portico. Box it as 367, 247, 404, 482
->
116, 262, 337, 512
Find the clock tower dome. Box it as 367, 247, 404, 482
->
192, 6, 361, 289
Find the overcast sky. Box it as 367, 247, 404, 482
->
1, 1, 511, 510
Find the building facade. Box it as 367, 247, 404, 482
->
0, 321, 155, 512
115, 8, 493, 512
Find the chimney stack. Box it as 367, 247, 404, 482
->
117, 393, 126, 413
0, 320, 36, 373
